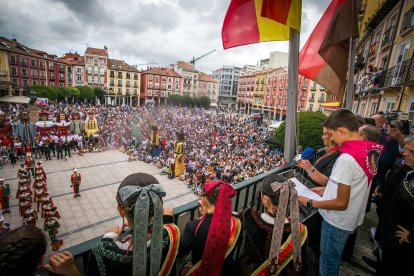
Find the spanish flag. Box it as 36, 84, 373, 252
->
322, 100, 341, 109
222, 0, 302, 49
299, 0, 359, 98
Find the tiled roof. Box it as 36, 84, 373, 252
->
198, 73, 217, 83
0, 36, 70, 65
60, 52, 85, 66
176, 61, 197, 72
108, 59, 138, 72
85, 47, 108, 57
141, 67, 182, 78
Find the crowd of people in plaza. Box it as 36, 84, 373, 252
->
0, 101, 413, 276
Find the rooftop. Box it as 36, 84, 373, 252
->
85, 47, 108, 57
141, 67, 182, 78
108, 59, 138, 72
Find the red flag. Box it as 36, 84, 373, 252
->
299, 0, 359, 98
221, 0, 301, 49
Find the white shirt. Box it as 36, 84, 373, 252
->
319, 153, 369, 232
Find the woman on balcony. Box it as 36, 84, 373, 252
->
296, 127, 340, 270
178, 181, 241, 275
85, 173, 179, 276
239, 174, 307, 276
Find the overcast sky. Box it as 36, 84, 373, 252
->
0, 0, 330, 73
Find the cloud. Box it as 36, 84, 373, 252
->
0, 0, 330, 74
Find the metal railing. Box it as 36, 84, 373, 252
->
40, 150, 325, 275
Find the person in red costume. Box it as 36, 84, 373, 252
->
35, 110, 54, 138
54, 112, 70, 138
0, 110, 12, 147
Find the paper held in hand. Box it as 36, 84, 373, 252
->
289, 177, 322, 201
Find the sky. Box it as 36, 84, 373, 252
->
0, 0, 331, 74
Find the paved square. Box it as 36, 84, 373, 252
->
1, 150, 197, 250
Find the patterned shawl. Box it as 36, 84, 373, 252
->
267, 180, 301, 275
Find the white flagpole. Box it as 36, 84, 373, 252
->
346, 37, 355, 110
284, 28, 299, 162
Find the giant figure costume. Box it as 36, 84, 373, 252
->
14, 111, 36, 147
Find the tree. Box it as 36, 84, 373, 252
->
57, 86, 70, 102
68, 87, 80, 103
167, 94, 182, 106
94, 87, 105, 103
199, 96, 211, 109
78, 86, 94, 103
182, 95, 193, 107
273, 112, 327, 150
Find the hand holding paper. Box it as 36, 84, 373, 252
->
290, 177, 322, 201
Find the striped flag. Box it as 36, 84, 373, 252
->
222, 0, 302, 49
299, 0, 359, 98
322, 100, 341, 109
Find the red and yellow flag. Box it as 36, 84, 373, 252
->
299, 0, 359, 98
322, 100, 341, 109
222, 0, 302, 49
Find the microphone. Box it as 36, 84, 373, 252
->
301, 147, 316, 160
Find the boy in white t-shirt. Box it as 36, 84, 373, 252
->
298, 109, 382, 276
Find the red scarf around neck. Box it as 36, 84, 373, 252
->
340, 140, 384, 183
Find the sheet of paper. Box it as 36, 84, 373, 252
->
289, 177, 322, 201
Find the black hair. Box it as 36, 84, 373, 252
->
260, 174, 288, 205
116, 173, 161, 222
0, 225, 47, 276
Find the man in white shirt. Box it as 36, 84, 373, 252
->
298, 109, 382, 276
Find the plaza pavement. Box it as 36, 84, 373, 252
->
1, 150, 197, 251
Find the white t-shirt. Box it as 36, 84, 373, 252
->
319, 153, 369, 232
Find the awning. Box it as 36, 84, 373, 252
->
0, 95, 30, 104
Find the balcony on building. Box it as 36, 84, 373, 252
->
309, 96, 315, 102
21, 59, 27, 67
134, 74, 138, 80
59, 65, 65, 73
118, 72, 122, 78
126, 83, 130, 87
30, 60, 37, 68
381, 26, 394, 49
10, 57, 17, 65
301, 86, 307, 91
40, 74, 45, 80
59, 77, 65, 82
32, 72, 38, 78
40, 62, 45, 70
50, 74, 55, 80
126, 73, 131, 79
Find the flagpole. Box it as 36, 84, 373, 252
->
284, 28, 299, 162
345, 37, 355, 110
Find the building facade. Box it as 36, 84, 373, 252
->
197, 73, 219, 106
212, 66, 241, 109
107, 59, 140, 106
0, 37, 69, 96
237, 68, 331, 120
60, 52, 85, 87
174, 61, 199, 97
353, 0, 402, 117
84, 47, 108, 90
140, 67, 182, 105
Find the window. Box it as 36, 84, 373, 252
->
77, 67, 82, 74
155, 76, 159, 82
11, 67, 17, 76
32, 80, 37, 86
148, 75, 153, 81
30, 59, 36, 67
22, 79, 28, 87
370, 102, 378, 116
77, 75, 82, 82
88, 76, 92, 83
31, 69, 37, 78
126, 81, 130, 87
100, 68, 105, 75
385, 98, 396, 113
148, 90, 152, 96
118, 80, 122, 86
406, 97, 414, 120
21, 68, 27, 77
10, 55, 16, 64
39, 61, 45, 69
381, 55, 388, 69
40, 80, 45, 85
21, 57, 27, 66
88, 66, 92, 74
49, 62, 54, 70
12, 78, 18, 87
392, 40, 411, 85
94, 67, 98, 75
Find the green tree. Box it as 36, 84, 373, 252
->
68, 87, 80, 103
78, 86, 94, 103
182, 95, 193, 107
94, 87, 105, 103
167, 94, 182, 106
57, 86, 70, 102
198, 96, 211, 109
273, 112, 327, 150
